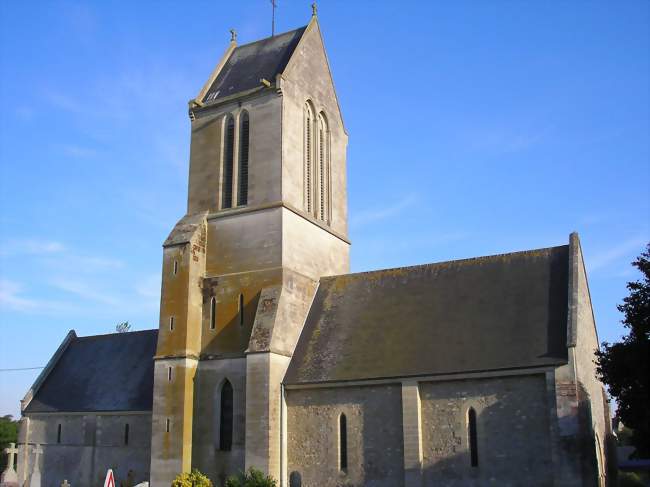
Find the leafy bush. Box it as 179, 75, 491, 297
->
171, 469, 213, 487
618, 472, 645, 487
224, 467, 277, 487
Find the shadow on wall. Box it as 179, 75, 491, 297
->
286, 380, 614, 487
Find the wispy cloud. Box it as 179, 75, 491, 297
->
0, 279, 38, 311
351, 194, 418, 227
50, 278, 120, 306
588, 237, 648, 272
0, 239, 66, 256
461, 125, 547, 154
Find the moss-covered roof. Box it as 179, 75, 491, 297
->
285, 245, 570, 385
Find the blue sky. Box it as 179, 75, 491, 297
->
0, 1, 648, 418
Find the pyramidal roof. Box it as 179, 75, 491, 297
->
202, 26, 307, 103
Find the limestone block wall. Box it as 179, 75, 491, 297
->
188, 93, 283, 214
18, 412, 151, 487
205, 208, 282, 277
281, 21, 348, 237
285, 384, 404, 487
419, 374, 553, 486
281, 208, 349, 279
192, 357, 247, 486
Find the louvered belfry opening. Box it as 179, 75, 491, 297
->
238, 112, 249, 206
304, 103, 313, 213
219, 380, 234, 451
222, 116, 235, 209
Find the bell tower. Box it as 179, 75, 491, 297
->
150, 12, 349, 486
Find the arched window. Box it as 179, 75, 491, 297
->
317, 112, 329, 223
238, 112, 250, 206
238, 293, 244, 327
339, 413, 348, 472
468, 408, 478, 467
222, 116, 235, 209
304, 103, 315, 214
124, 423, 130, 445
219, 380, 233, 451
210, 297, 217, 330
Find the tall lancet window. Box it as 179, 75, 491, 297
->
222, 116, 235, 209
219, 380, 233, 451
468, 407, 478, 467
304, 102, 315, 214
317, 112, 329, 223
238, 112, 250, 206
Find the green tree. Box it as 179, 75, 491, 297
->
596, 243, 650, 457
171, 469, 213, 487
0, 415, 19, 471
225, 467, 277, 487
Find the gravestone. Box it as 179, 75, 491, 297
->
0, 442, 19, 487
28, 444, 42, 487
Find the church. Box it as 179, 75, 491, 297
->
11, 10, 614, 487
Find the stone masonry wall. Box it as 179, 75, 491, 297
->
18, 412, 151, 487
419, 374, 553, 486
286, 384, 404, 487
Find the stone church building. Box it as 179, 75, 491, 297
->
13, 11, 614, 487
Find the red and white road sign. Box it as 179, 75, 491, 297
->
104, 469, 115, 487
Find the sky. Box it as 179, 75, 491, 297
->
0, 0, 648, 418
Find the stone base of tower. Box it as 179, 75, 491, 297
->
245, 352, 292, 481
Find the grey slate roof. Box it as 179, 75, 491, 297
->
24, 330, 158, 413
203, 26, 306, 102
285, 245, 570, 385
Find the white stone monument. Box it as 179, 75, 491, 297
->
61, 481, 70, 487
0, 442, 19, 487
27, 444, 42, 487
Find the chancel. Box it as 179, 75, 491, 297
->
14, 7, 613, 487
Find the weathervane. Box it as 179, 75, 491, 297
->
271, 0, 277, 36
312, 2, 317, 16
230, 28, 237, 43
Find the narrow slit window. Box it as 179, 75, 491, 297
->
165, 418, 170, 433
210, 297, 217, 330
219, 380, 233, 451
468, 407, 478, 467
237, 112, 249, 206
222, 116, 235, 209
169, 316, 174, 331
124, 423, 130, 445
239, 294, 244, 327
168, 366, 172, 382
339, 413, 348, 472
57, 423, 62, 444
173, 260, 178, 275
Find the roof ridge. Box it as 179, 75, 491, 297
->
322, 244, 570, 281
74, 329, 158, 341
233, 25, 307, 50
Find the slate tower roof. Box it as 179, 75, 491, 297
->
202, 26, 306, 103
285, 245, 570, 385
